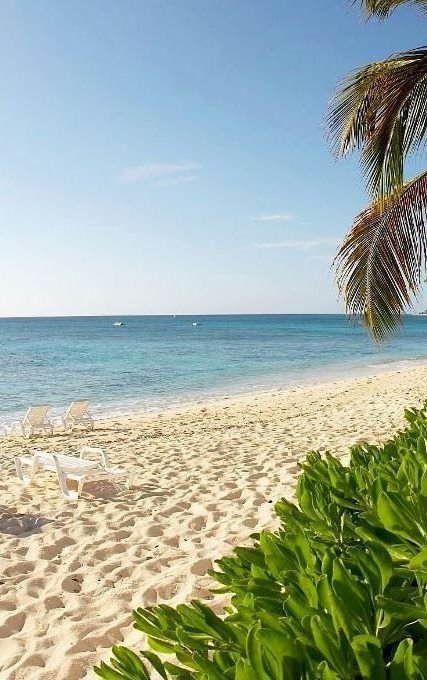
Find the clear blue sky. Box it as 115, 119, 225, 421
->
0, 0, 425, 316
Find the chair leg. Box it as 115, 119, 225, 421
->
22, 425, 31, 439
15, 458, 27, 484
59, 475, 79, 501
17, 421, 25, 437
52, 456, 79, 500
15, 457, 38, 486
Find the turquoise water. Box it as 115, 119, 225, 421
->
0, 314, 426, 421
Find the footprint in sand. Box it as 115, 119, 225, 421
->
62, 573, 83, 593
253, 497, 266, 507
247, 472, 265, 481
0, 611, 26, 637
108, 543, 127, 555
163, 536, 180, 548
160, 503, 188, 518
24, 577, 47, 598
4, 561, 35, 577
142, 587, 158, 605
190, 558, 212, 576
111, 529, 132, 541
146, 524, 164, 537
20, 653, 45, 669
44, 596, 65, 610
0, 601, 15, 612
156, 577, 186, 601
39, 536, 76, 560
243, 517, 258, 529
120, 517, 136, 528
189, 516, 207, 531
221, 489, 242, 501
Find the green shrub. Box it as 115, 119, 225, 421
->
94, 402, 427, 679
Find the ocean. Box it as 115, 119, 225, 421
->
0, 314, 426, 422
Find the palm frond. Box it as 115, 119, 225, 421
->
356, 0, 427, 17
328, 47, 427, 199
335, 171, 427, 341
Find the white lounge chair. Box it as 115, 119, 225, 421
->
14, 450, 132, 500
62, 400, 94, 432
10, 405, 54, 438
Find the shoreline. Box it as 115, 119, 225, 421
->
3, 354, 427, 429
78, 355, 427, 425
2, 364, 427, 679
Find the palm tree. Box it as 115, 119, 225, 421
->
360, 0, 427, 15
329, 0, 427, 340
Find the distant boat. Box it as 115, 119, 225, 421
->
192, 321, 202, 327
113, 321, 125, 327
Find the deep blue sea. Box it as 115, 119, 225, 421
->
1, 314, 426, 422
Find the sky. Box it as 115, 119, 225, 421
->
0, 0, 425, 316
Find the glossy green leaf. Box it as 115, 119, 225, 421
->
140, 652, 168, 679
351, 634, 385, 679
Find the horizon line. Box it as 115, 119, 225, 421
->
0, 311, 412, 320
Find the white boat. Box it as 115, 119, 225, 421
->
192, 321, 201, 327
113, 321, 125, 327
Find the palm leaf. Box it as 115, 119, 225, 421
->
328, 47, 427, 199
335, 171, 427, 341
356, 0, 427, 17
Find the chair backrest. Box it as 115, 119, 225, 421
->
67, 400, 90, 419
34, 450, 98, 470
80, 445, 108, 467
24, 405, 50, 426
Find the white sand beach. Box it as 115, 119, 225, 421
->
1, 364, 427, 679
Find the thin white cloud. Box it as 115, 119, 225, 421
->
157, 174, 199, 187
253, 213, 293, 222
253, 238, 340, 251
120, 161, 201, 183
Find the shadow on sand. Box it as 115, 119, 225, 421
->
79, 481, 170, 502
0, 509, 53, 536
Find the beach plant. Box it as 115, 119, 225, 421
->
95, 401, 427, 679
329, 0, 427, 340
